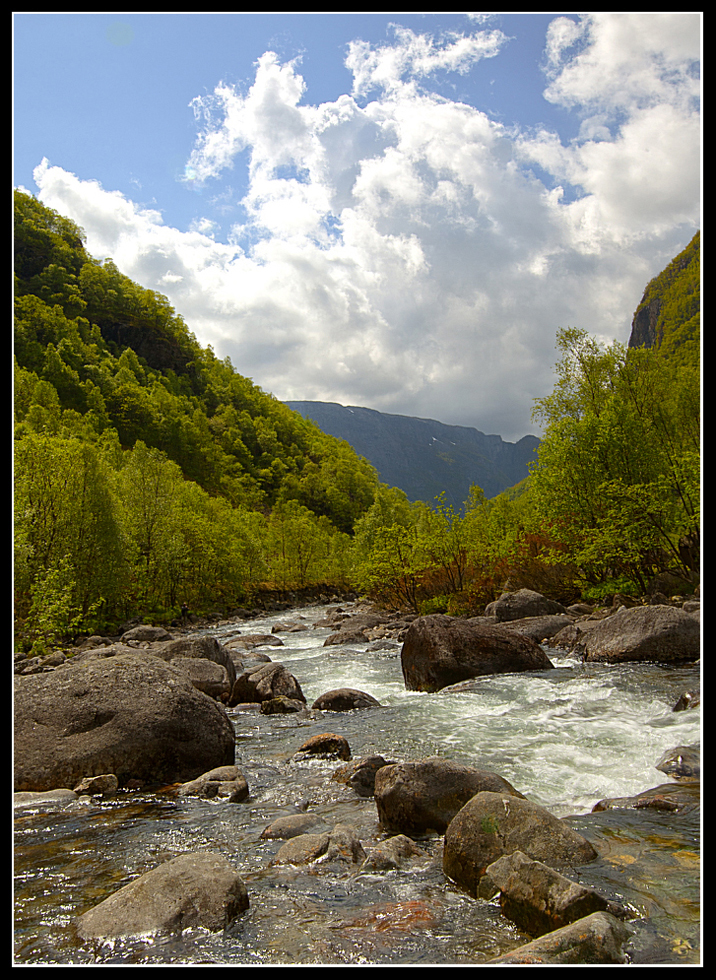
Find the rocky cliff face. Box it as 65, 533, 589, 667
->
628, 232, 700, 356
286, 401, 539, 507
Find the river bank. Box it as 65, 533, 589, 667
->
14, 596, 700, 965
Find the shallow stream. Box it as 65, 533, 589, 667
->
14, 602, 701, 965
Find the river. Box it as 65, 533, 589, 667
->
14, 601, 701, 965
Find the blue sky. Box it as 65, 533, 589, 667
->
14, 13, 701, 441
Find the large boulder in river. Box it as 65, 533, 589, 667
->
311, 688, 381, 711
120, 624, 173, 642
229, 661, 305, 706
14, 652, 236, 791
574, 605, 700, 664
401, 615, 554, 692
75, 852, 249, 939
443, 792, 598, 898
152, 635, 237, 691
486, 589, 567, 622
374, 757, 526, 835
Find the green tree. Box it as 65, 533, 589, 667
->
14, 433, 126, 642
529, 328, 700, 590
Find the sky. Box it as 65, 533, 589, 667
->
13, 12, 701, 442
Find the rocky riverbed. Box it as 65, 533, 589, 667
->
14, 591, 701, 965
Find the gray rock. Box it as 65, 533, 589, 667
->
443, 792, 597, 897
673, 690, 700, 711
332, 755, 394, 797
374, 757, 525, 835
75, 852, 249, 938
223, 634, 283, 651
486, 589, 567, 622
270, 833, 331, 866
168, 657, 232, 701
311, 688, 381, 711
73, 774, 118, 796
229, 661, 305, 706
177, 765, 249, 802
121, 624, 173, 643
488, 911, 632, 964
575, 605, 700, 664
151, 635, 237, 693
14, 652, 236, 791
359, 834, 429, 873
14, 788, 79, 809
260, 813, 325, 839
401, 615, 554, 693
655, 743, 700, 781
499, 614, 576, 643
260, 696, 306, 714
592, 781, 699, 815
292, 733, 351, 761
484, 850, 618, 937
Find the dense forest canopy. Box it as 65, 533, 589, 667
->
13, 190, 700, 651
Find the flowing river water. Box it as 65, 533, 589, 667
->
14, 602, 701, 965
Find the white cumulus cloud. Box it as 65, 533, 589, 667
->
32, 15, 700, 443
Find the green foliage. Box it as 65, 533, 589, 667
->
633, 232, 700, 368
529, 327, 699, 591
14, 432, 127, 639
13, 190, 380, 640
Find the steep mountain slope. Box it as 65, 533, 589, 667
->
286, 401, 539, 508
13, 190, 379, 533
628, 231, 700, 367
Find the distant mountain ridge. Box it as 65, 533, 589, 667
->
285, 401, 540, 508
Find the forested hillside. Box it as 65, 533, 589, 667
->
13, 190, 700, 650
13, 191, 380, 647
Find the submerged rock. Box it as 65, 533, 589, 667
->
75, 852, 249, 939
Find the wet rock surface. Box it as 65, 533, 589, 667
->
75, 852, 249, 939
400, 614, 554, 692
